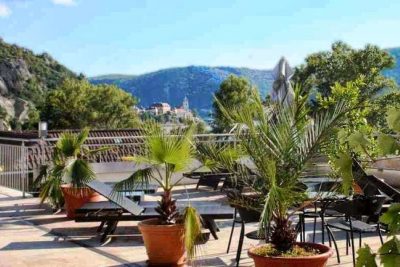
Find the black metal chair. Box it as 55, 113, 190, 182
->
297, 180, 347, 245
298, 198, 345, 244
325, 195, 387, 266
232, 206, 263, 267
196, 173, 223, 190
226, 190, 264, 267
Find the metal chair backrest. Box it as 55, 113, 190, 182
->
226, 189, 262, 223
329, 195, 386, 222
365, 195, 387, 223
236, 206, 261, 223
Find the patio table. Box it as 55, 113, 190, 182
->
75, 200, 234, 242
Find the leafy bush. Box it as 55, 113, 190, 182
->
41, 78, 139, 129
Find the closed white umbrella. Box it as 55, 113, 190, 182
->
270, 57, 295, 105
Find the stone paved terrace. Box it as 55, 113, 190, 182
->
0, 185, 386, 267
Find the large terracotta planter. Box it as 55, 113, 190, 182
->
248, 242, 333, 267
138, 218, 186, 266
60, 184, 103, 219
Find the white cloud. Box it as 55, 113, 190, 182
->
51, 0, 76, 6
0, 3, 11, 17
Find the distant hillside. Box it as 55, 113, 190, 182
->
0, 38, 77, 127
90, 66, 274, 116
90, 74, 136, 84
1, 38, 399, 126
385, 47, 400, 84
91, 48, 400, 117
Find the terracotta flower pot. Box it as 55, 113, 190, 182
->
248, 242, 333, 267
60, 184, 102, 219
138, 218, 186, 266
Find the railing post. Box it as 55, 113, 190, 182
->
21, 141, 26, 198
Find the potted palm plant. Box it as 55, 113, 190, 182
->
113, 122, 202, 266
36, 129, 107, 218
213, 87, 349, 267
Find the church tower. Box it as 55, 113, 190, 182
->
182, 96, 189, 111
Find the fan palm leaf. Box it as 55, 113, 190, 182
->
37, 128, 108, 208
113, 121, 202, 260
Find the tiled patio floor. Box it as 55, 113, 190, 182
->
0, 185, 386, 267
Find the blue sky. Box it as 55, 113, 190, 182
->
1, 0, 400, 76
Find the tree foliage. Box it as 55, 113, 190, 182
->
212, 75, 256, 132
294, 41, 396, 99
294, 41, 399, 131
41, 78, 139, 129
329, 107, 400, 266
357, 204, 400, 267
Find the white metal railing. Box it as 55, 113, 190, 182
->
0, 143, 29, 196
0, 133, 236, 195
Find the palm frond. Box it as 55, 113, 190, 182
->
68, 159, 95, 187
39, 176, 64, 208
76, 128, 90, 148
141, 121, 195, 174
182, 206, 202, 261
83, 145, 111, 156
113, 167, 154, 197
56, 131, 82, 157
32, 164, 50, 188
299, 100, 348, 166
38, 128, 110, 207
195, 142, 243, 172
212, 84, 350, 244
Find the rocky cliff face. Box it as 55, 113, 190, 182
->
0, 59, 32, 129
0, 38, 76, 129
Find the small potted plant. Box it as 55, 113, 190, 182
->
36, 129, 107, 218
113, 122, 202, 266
213, 87, 349, 267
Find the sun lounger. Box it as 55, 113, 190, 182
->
353, 161, 400, 202
76, 180, 234, 243
183, 171, 232, 190
86, 180, 144, 215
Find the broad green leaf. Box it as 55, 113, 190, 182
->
380, 203, 400, 235
331, 151, 353, 196
386, 108, 400, 133
378, 237, 400, 267
337, 128, 349, 145
377, 134, 399, 156
356, 245, 377, 267
348, 131, 370, 154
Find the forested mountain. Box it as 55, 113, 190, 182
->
91, 48, 400, 116
0, 38, 77, 128
1, 37, 400, 127
90, 66, 274, 116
